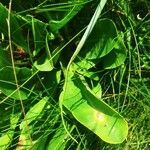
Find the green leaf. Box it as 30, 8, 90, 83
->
60, 73, 128, 144
47, 124, 74, 150
0, 132, 13, 150
0, 3, 27, 49
0, 66, 33, 100
79, 18, 118, 62
74, 19, 121, 76
32, 136, 48, 150
74, 19, 126, 75
48, 1, 86, 33
86, 19, 117, 59
101, 35, 127, 69
31, 16, 49, 56
91, 82, 102, 99
17, 97, 48, 150
34, 53, 53, 71
33, 34, 54, 71
0, 48, 11, 68
20, 96, 48, 130
40, 70, 61, 95
0, 114, 20, 150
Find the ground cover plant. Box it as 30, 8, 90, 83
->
0, 0, 150, 149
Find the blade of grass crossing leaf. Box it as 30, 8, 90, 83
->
59, 0, 107, 143
18, 97, 48, 150
67, 0, 107, 68
0, 114, 20, 149
0, 3, 27, 49
0, 26, 86, 105
61, 75, 128, 143
20, 96, 48, 130
46, 1, 92, 32
7, 0, 33, 147
47, 125, 75, 150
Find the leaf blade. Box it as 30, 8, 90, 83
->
60, 74, 128, 144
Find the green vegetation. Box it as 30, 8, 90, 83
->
0, 0, 149, 149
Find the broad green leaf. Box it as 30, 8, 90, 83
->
79, 19, 118, 62
60, 73, 128, 144
73, 19, 121, 76
17, 97, 48, 150
72, 59, 95, 75
86, 19, 117, 59
101, 36, 127, 69
33, 34, 54, 71
31, 16, 49, 56
0, 132, 13, 150
0, 66, 33, 100
33, 53, 53, 71
0, 3, 27, 49
20, 96, 48, 129
72, 62, 99, 80
48, 1, 86, 33
0, 114, 20, 150
91, 82, 102, 99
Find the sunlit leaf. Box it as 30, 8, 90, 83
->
33, 32, 54, 71
34, 53, 53, 71
20, 96, 48, 129
0, 114, 20, 149
17, 97, 48, 150
60, 73, 128, 144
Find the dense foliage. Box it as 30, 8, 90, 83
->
0, 0, 149, 149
